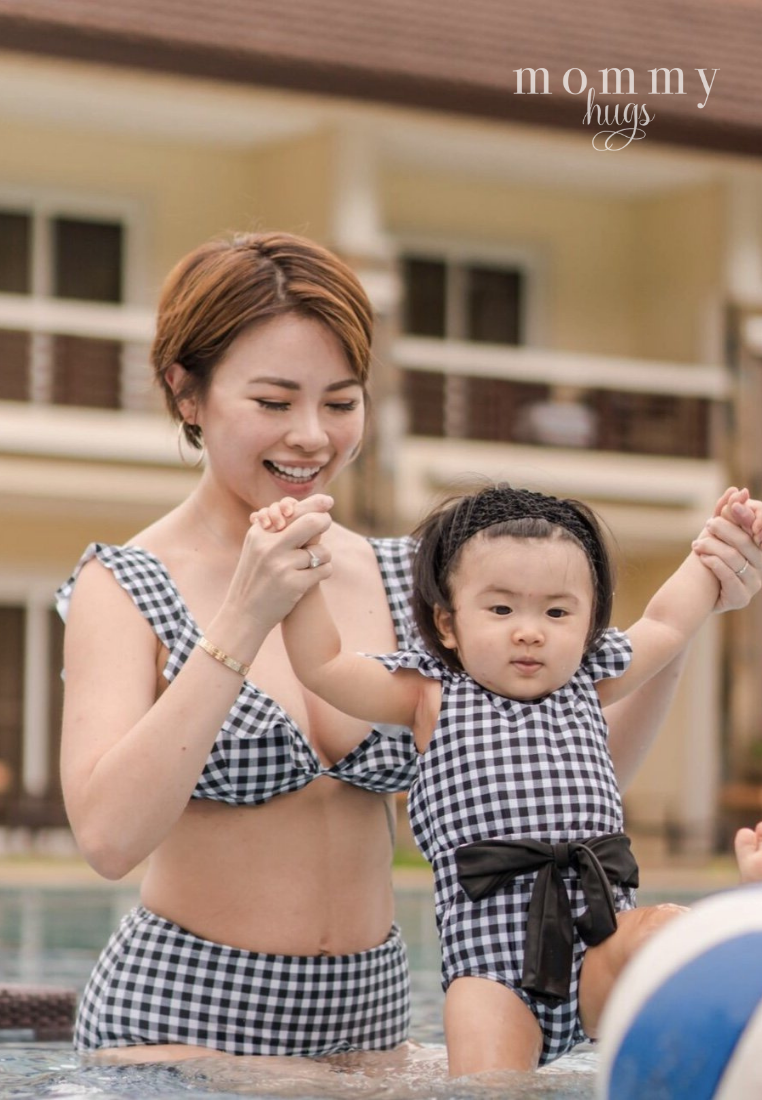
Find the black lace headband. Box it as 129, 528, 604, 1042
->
440, 485, 605, 573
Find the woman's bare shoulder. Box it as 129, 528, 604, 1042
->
125, 506, 203, 577
127, 505, 187, 555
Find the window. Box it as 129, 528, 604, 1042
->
402, 254, 524, 345
46, 609, 65, 812
0, 210, 124, 302
400, 250, 529, 442
0, 212, 33, 401
52, 218, 123, 303
0, 205, 126, 409
0, 607, 24, 820
0, 602, 68, 828
402, 258, 447, 338
0, 212, 31, 294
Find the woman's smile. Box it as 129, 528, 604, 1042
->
263, 459, 327, 490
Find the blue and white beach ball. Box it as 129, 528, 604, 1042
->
597, 885, 762, 1100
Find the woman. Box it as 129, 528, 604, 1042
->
57, 231, 762, 1060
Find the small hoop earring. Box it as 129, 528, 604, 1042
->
177, 422, 205, 469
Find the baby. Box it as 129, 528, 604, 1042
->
256, 482, 761, 1074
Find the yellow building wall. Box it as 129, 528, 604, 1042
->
0, 116, 258, 296
0, 115, 343, 299
0, 109, 726, 367
382, 167, 639, 355
0, 513, 146, 576
381, 169, 724, 366
243, 131, 335, 244
631, 185, 724, 364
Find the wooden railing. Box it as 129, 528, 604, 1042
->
0, 294, 156, 413
394, 337, 730, 459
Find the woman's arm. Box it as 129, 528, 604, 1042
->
60, 507, 332, 879
603, 649, 688, 792
606, 493, 762, 790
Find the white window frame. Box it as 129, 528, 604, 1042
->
0, 183, 147, 305
396, 234, 550, 348
0, 183, 150, 407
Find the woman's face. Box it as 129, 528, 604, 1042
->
186, 313, 366, 510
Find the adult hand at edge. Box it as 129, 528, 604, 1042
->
693, 490, 762, 612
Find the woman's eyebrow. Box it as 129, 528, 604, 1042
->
248, 376, 362, 392
325, 379, 363, 392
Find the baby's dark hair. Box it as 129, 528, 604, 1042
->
411, 482, 615, 672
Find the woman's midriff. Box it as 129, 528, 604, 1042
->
140, 776, 397, 957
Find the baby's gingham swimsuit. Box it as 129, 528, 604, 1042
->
56, 539, 419, 1055
374, 629, 636, 1065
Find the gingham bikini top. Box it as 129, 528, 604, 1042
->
56, 539, 419, 804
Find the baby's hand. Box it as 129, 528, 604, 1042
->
734, 497, 762, 547
735, 821, 762, 884
711, 486, 762, 540
715, 486, 748, 524
252, 494, 334, 532
253, 497, 298, 532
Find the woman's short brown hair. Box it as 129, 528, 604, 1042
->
151, 232, 374, 447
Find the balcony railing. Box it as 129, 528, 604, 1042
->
0, 304, 733, 465
0, 294, 156, 413
394, 337, 731, 460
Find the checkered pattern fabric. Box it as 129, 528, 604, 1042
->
374, 629, 636, 1065
56, 538, 419, 802
74, 907, 410, 1054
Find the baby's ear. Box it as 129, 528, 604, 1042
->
433, 606, 457, 651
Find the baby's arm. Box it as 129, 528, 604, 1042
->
253, 499, 425, 756
596, 499, 731, 708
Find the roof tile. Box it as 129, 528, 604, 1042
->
0, 0, 759, 152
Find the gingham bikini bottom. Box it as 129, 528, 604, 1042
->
75, 905, 411, 1055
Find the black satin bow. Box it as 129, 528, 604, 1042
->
455, 833, 639, 1008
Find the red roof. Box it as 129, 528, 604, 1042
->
0, 0, 760, 154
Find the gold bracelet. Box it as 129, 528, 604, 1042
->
197, 636, 251, 677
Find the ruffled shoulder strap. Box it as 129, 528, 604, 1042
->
55, 543, 189, 652
582, 627, 633, 682
366, 647, 451, 682
368, 536, 422, 650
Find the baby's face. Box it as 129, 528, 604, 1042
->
434, 532, 594, 700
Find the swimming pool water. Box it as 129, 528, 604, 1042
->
0, 1042, 599, 1099
0, 884, 597, 1098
